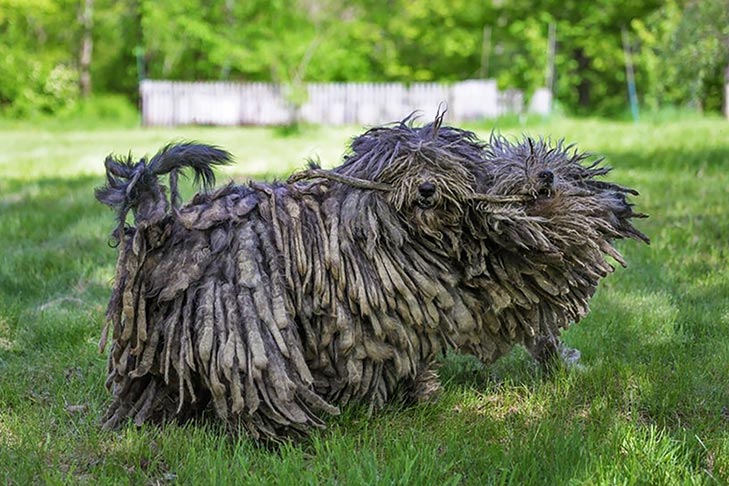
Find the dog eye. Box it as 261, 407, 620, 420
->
418, 182, 436, 197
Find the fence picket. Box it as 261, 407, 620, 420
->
140, 79, 521, 126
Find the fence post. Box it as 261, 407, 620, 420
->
725, 64, 729, 120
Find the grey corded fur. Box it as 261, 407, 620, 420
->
95, 116, 648, 440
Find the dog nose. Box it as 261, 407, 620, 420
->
537, 170, 554, 185
418, 181, 436, 198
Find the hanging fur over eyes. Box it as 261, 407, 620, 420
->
95, 116, 649, 440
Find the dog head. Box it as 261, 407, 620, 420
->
294, 119, 647, 268
333, 117, 490, 247
479, 136, 592, 217
464, 135, 649, 266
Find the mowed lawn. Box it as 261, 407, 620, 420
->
1, 116, 728, 484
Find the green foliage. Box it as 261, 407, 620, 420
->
494, 0, 664, 115
91, 0, 143, 100
635, 0, 729, 112
56, 94, 140, 126
0, 0, 80, 116
2, 119, 729, 483
369, 0, 492, 81
0, 94, 139, 131
0, 0, 727, 117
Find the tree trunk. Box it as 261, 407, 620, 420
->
574, 47, 591, 109
79, 0, 94, 97
724, 63, 729, 119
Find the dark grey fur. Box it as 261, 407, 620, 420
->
96, 116, 648, 439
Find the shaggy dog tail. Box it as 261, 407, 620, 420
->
95, 143, 232, 240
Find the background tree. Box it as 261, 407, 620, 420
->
78, 0, 94, 97
635, 0, 729, 112
494, 0, 663, 115
0, 0, 79, 115
1, 0, 727, 118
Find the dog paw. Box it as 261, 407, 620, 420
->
558, 345, 587, 372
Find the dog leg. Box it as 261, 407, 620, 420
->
410, 361, 442, 403
526, 335, 582, 373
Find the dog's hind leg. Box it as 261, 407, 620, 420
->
525, 335, 582, 373
409, 360, 442, 403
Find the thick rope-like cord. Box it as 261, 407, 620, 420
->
470, 194, 532, 203
287, 168, 394, 191
289, 168, 534, 204
250, 182, 285, 253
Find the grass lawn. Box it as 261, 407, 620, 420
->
1, 115, 728, 484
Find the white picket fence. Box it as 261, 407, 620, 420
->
140, 79, 524, 126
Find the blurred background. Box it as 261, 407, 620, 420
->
1, 0, 728, 125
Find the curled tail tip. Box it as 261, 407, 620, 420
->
96, 142, 234, 219
149, 142, 233, 190
154, 141, 233, 165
